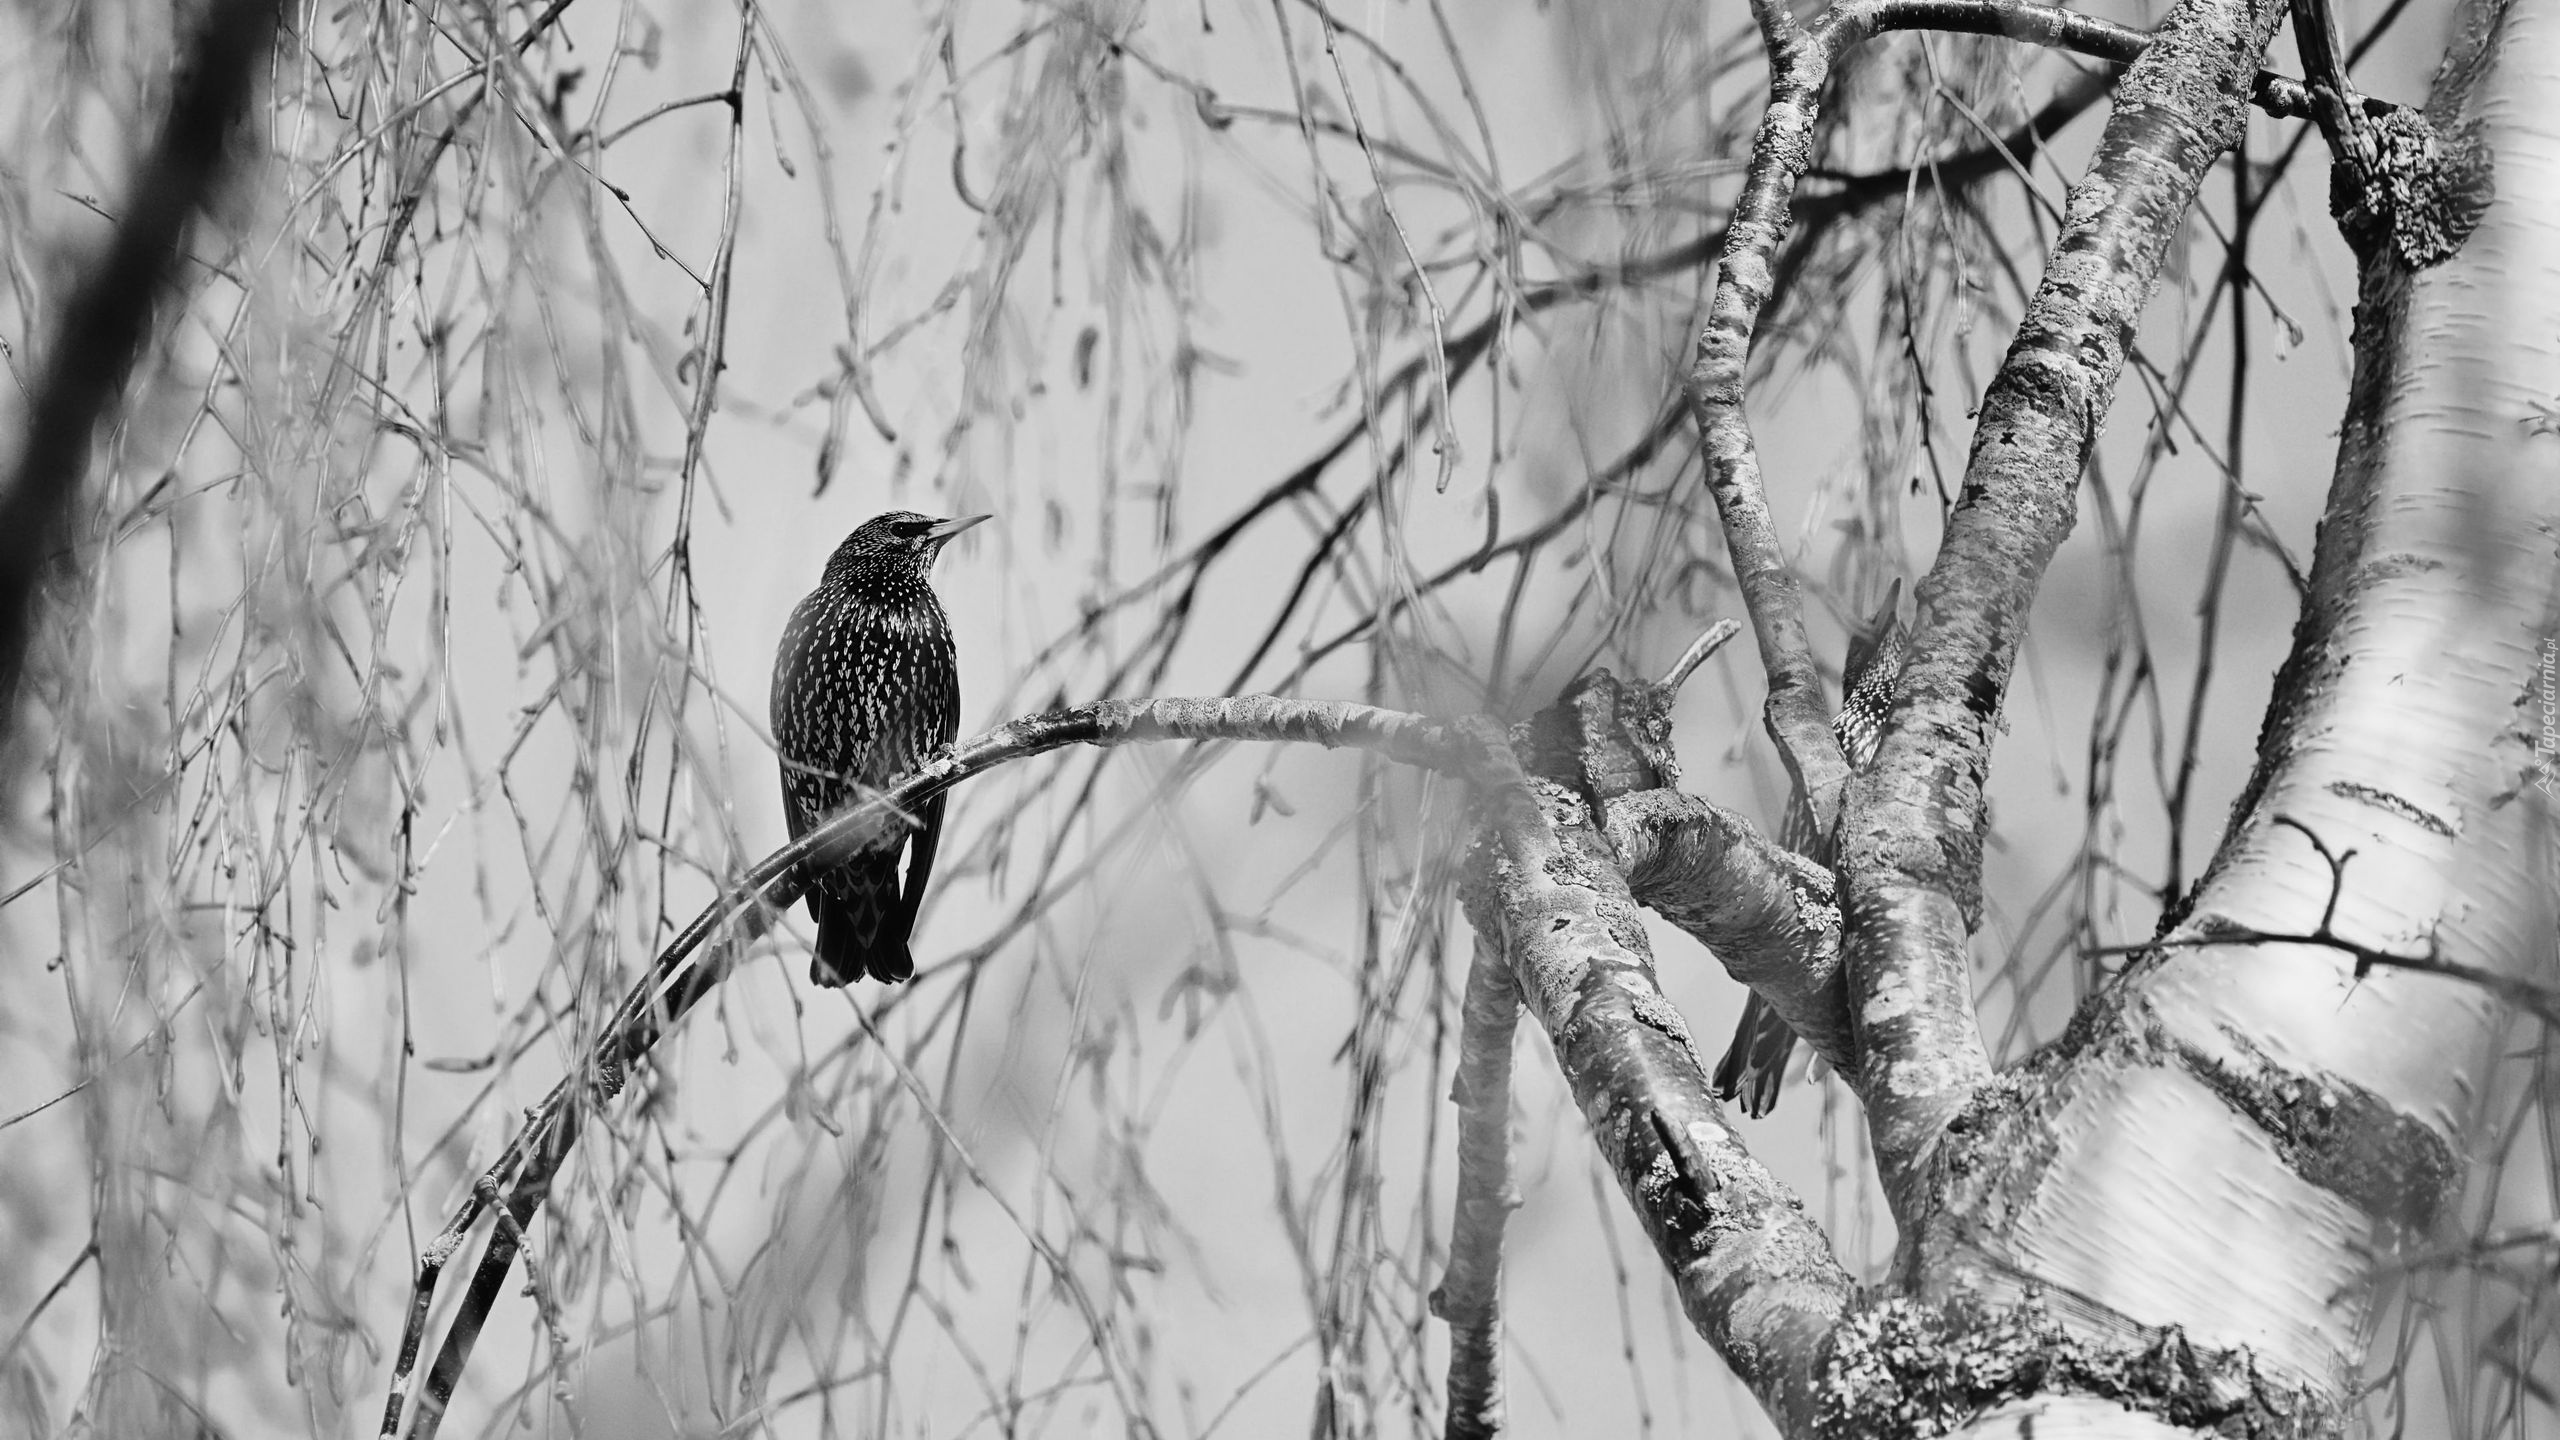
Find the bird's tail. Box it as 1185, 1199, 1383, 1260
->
1711, 992, 1796, 1118
1714, 578, 1906, 1116
809, 888, 917, 987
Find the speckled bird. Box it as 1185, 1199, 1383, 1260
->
1712, 579, 1908, 1116
771, 510, 986, 986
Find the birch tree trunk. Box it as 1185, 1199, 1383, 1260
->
1465, 0, 2560, 1431
1495, 0, 2560, 1414
1913, 0, 2560, 1423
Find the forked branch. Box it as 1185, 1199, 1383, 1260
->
1692, 0, 2308, 1220
1688, 0, 2403, 847
1457, 723, 1852, 1434
2093, 816, 2560, 1027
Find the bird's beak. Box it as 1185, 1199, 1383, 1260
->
924, 514, 991, 546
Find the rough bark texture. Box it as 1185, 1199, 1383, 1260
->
1607, 788, 1857, 1074
1532, 670, 1861, 1075
1689, 0, 1856, 836
1908, 0, 2560, 1420
1840, 0, 2292, 1221
1458, 717, 1855, 1436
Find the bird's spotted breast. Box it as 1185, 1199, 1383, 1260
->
771, 534, 966, 982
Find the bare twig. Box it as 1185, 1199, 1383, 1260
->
2092, 817, 2560, 1028
1657, 618, 1743, 695
1436, 938, 1521, 1440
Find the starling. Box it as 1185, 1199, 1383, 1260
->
771, 510, 987, 986
1711, 579, 1908, 1116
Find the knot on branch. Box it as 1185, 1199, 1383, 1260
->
1518, 668, 1679, 801
2326, 104, 2492, 270
590, 1051, 628, 1102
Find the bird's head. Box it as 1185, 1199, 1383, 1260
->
830, 511, 990, 573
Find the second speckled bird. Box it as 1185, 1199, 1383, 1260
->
771, 510, 986, 986
1712, 579, 1908, 1115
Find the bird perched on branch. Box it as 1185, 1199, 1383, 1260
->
1712, 579, 1908, 1116
771, 510, 987, 986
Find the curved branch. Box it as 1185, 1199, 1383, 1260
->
379, 694, 1465, 1439
1607, 790, 1857, 1074
1687, 0, 1846, 835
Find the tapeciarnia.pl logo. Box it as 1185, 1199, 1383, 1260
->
2539, 637, 2557, 795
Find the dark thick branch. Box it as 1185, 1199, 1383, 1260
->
0, 0, 277, 719
1823, 0, 2395, 117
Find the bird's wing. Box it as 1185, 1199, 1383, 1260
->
771, 598, 834, 846
778, 769, 809, 841
893, 632, 962, 943
894, 792, 946, 944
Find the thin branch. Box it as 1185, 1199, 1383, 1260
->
1437, 938, 1521, 1440
1657, 618, 1743, 694
0, 1238, 96, 1374
380, 694, 1465, 1438
1686, 0, 1846, 839
2092, 817, 2560, 1029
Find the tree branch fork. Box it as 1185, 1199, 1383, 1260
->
1687, 0, 2414, 1248
378, 652, 1903, 1436
368, 0, 2467, 1428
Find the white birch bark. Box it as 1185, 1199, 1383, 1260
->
1916, 0, 2560, 1428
